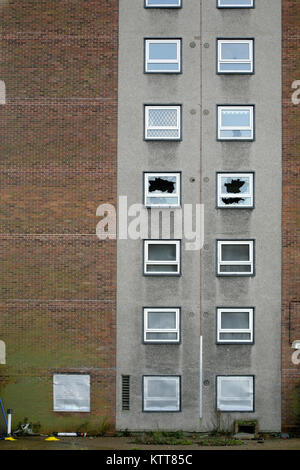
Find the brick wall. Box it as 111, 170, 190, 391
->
0, 0, 118, 433
282, 0, 300, 432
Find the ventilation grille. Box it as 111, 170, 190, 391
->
122, 375, 130, 411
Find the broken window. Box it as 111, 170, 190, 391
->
53, 374, 90, 412
144, 172, 181, 207
145, 39, 181, 73
217, 106, 254, 140
143, 376, 181, 411
217, 172, 254, 208
217, 0, 254, 7
144, 105, 181, 140
217, 240, 254, 275
144, 307, 180, 343
217, 39, 254, 73
217, 308, 254, 343
144, 240, 181, 275
217, 376, 254, 412
145, 0, 182, 7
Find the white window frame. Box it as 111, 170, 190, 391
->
217, 376, 254, 412
217, 39, 253, 74
145, 39, 181, 73
217, 240, 254, 276
217, 0, 254, 8
143, 376, 181, 412
145, 0, 182, 7
144, 240, 181, 275
144, 172, 181, 208
217, 308, 254, 344
144, 105, 181, 140
144, 307, 180, 343
53, 374, 90, 412
217, 105, 254, 141
217, 172, 254, 208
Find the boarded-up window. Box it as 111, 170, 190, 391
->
53, 374, 90, 412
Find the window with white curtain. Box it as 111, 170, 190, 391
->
143, 376, 181, 411
217, 39, 254, 73
217, 0, 254, 7
145, 0, 182, 7
144, 308, 180, 343
217, 308, 254, 343
53, 374, 90, 412
144, 240, 181, 275
217, 376, 254, 411
144, 172, 181, 208
144, 105, 181, 140
217, 172, 254, 208
217, 240, 254, 275
217, 106, 254, 140
145, 39, 181, 73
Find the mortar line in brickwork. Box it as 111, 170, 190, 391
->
6, 98, 116, 103
0, 33, 118, 39
2, 299, 114, 303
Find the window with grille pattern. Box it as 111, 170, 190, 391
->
122, 375, 130, 411
145, 105, 181, 140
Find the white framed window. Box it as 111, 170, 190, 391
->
218, 105, 254, 140
53, 374, 90, 412
144, 240, 181, 275
143, 376, 181, 411
144, 105, 181, 140
217, 39, 254, 73
217, 0, 254, 8
217, 376, 254, 412
145, 39, 181, 73
217, 240, 254, 275
217, 172, 254, 208
144, 172, 181, 208
145, 0, 182, 7
217, 308, 254, 343
143, 307, 180, 343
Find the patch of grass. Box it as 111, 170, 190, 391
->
198, 438, 244, 447
98, 418, 111, 437
132, 431, 194, 446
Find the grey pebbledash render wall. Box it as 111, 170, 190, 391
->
117, 0, 281, 432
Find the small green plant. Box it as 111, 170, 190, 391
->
132, 431, 194, 446
198, 438, 243, 447
98, 417, 111, 436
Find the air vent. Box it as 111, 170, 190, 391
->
122, 375, 130, 411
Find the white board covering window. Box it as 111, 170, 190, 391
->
144, 240, 181, 275
144, 308, 180, 343
53, 374, 90, 412
218, 0, 254, 7
218, 106, 254, 140
217, 308, 254, 343
145, 0, 182, 7
144, 172, 181, 207
217, 173, 254, 208
217, 376, 254, 411
143, 376, 181, 411
145, 105, 181, 140
218, 40, 253, 73
217, 240, 254, 275
145, 39, 181, 73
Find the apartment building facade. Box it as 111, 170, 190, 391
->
0, 0, 298, 434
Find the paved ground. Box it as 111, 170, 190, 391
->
0, 436, 299, 451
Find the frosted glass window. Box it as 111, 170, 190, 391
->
217, 240, 254, 275
144, 240, 180, 275
143, 376, 180, 411
53, 374, 90, 412
218, 40, 253, 73
217, 173, 254, 208
218, 106, 254, 140
217, 376, 254, 411
145, 106, 181, 140
144, 173, 181, 207
217, 308, 254, 343
218, 0, 254, 7
145, 0, 182, 7
144, 308, 180, 343
145, 39, 181, 73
